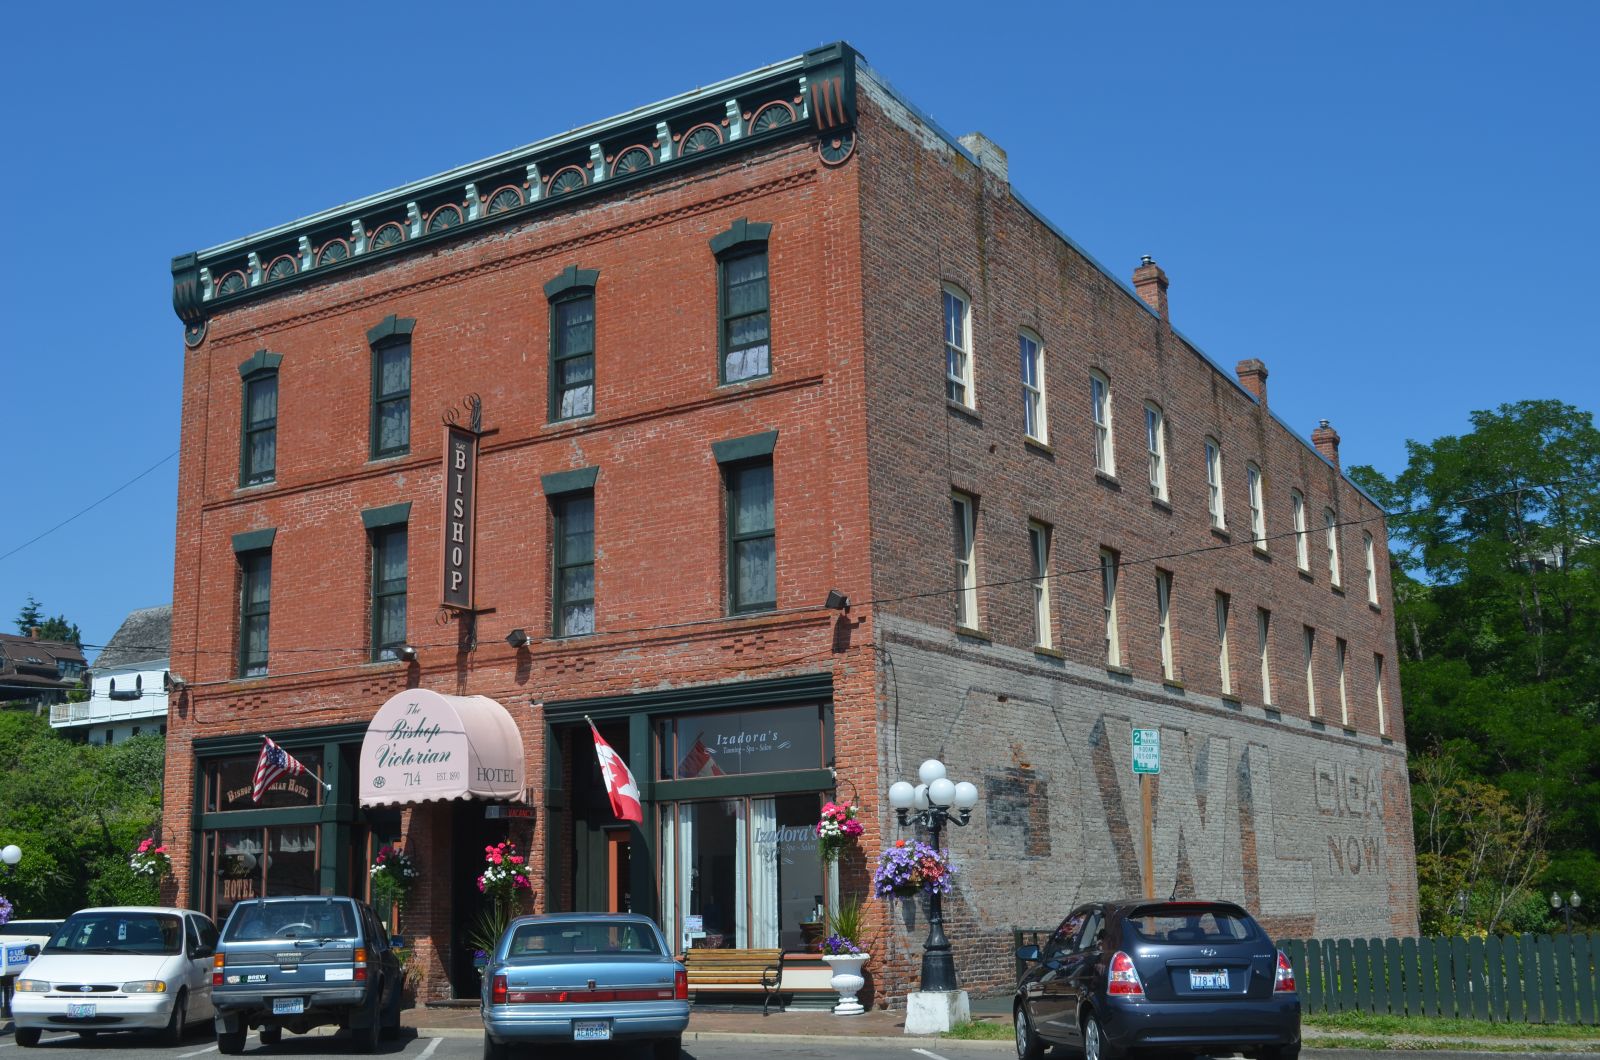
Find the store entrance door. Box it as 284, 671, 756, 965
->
450, 801, 508, 998
606, 830, 632, 913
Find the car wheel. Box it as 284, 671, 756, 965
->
1015, 1005, 1045, 1060
218, 1027, 248, 1055
482, 1032, 509, 1060
354, 1011, 382, 1054
380, 980, 403, 1040
260, 1026, 284, 1046
163, 990, 190, 1047
14, 1027, 41, 1048
1085, 1012, 1121, 1060
654, 1037, 682, 1060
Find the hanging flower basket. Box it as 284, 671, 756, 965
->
815, 801, 865, 863
872, 839, 957, 900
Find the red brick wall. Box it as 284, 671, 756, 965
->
164, 132, 881, 1001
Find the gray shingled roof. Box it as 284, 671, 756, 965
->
91, 605, 172, 671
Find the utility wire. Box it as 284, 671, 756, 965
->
0, 450, 177, 565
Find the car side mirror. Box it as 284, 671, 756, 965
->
391, 936, 406, 949
24, 944, 40, 958
1015, 944, 1041, 962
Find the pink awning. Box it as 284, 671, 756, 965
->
358, 688, 525, 807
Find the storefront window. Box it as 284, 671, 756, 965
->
660, 792, 825, 953
658, 704, 830, 780
205, 750, 324, 811
204, 825, 321, 924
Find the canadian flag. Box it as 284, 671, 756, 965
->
589, 721, 643, 823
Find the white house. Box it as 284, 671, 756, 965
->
52, 605, 171, 745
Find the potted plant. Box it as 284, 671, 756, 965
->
819, 896, 868, 1015
816, 800, 864, 863
368, 845, 419, 930
468, 842, 533, 971
871, 839, 957, 900
128, 838, 172, 905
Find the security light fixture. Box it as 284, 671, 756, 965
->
164, 672, 187, 692
824, 589, 849, 612
505, 628, 530, 649
395, 645, 419, 662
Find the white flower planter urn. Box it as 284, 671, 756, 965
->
822, 954, 868, 1015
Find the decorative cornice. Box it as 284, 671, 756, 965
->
171, 42, 863, 331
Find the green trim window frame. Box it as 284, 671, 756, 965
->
370, 341, 411, 459
370, 525, 408, 660
552, 492, 596, 637
550, 292, 596, 420
711, 219, 773, 385
726, 460, 776, 614
238, 549, 271, 678
239, 351, 282, 487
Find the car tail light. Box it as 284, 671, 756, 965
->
491, 975, 508, 1005
1107, 951, 1144, 996
1273, 950, 1296, 993
213, 951, 225, 987
675, 967, 688, 1001
505, 988, 679, 1003
353, 947, 368, 982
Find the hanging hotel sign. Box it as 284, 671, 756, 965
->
441, 402, 480, 611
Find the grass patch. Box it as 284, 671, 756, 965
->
1306, 1012, 1600, 1040
1307, 1036, 1593, 1053
941, 1019, 1013, 1041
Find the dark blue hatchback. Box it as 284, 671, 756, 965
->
1013, 899, 1300, 1060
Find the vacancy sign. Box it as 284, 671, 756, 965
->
1132, 728, 1161, 774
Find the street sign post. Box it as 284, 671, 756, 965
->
1132, 728, 1161, 898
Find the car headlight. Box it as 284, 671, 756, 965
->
15, 979, 50, 992
122, 980, 169, 993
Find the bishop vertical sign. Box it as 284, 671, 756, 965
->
442, 423, 478, 611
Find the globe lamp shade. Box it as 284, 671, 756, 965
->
889, 781, 916, 810
913, 783, 931, 811
0, 844, 19, 866
928, 778, 956, 807
918, 759, 948, 785
953, 781, 979, 810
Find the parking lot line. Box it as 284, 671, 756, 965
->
416, 1037, 443, 1060
177, 1043, 219, 1057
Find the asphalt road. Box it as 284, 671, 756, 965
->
2, 1031, 1595, 1060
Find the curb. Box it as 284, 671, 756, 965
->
400, 1026, 1015, 1047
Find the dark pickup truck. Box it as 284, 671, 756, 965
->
211, 896, 402, 1053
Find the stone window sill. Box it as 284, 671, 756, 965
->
955, 625, 991, 642
1211, 526, 1231, 542
1105, 664, 1134, 677
946, 401, 981, 425
1033, 645, 1066, 660
1151, 497, 1173, 513
1162, 678, 1186, 692
1095, 470, 1121, 490
1024, 436, 1054, 457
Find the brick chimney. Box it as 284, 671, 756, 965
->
1133, 256, 1169, 322
1312, 419, 1341, 470
958, 132, 1009, 185
1235, 359, 1268, 405
30, 626, 40, 640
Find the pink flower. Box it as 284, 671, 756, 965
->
509, 856, 524, 864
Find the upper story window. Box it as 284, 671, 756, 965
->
553, 493, 596, 636
728, 460, 776, 613
1336, 637, 1350, 727
1291, 490, 1309, 571
1325, 508, 1343, 587
1145, 403, 1168, 501
1215, 591, 1233, 696
370, 525, 408, 660
238, 350, 282, 487
367, 316, 414, 459
1100, 547, 1122, 668
952, 492, 978, 628
1364, 531, 1379, 605
1029, 521, 1052, 648
943, 286, 973, 407
238, 549, 271, 678
1155, 568, 1176, 680
1247, 463, 1266, 547
1303, 625, 1318, 717
1257, 607, 1273, 706
710, 219, 772, 384
1375, 654, 1388, 735
1091, 371, 1115, 475
1020, 331, 1047, 442
545, 266, 599, 420
1205, 437, 1226, 529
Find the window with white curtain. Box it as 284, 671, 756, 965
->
1375, 654, 1387, 735
1304, 625, 1318, 717
953, 492, 978, 628
1029, 521, 1052, 648
1216, 591, 1232, 696
1020, 331, 1047, 442
1247, 463, 1266, 547
1258, 608, 1273, 706
944, 286, 973, 407
1101, 548, 1121, 667
1146, 403, 1168, 500
727, 461, 776, 613
1156, 568, 1175, 680
1325, 508, 1342, 587
1292, 490, 1309, 571
1365, 531, 1379, 605
1206, 438, 1225, 529
1091, 371, 1115, 475
1336, 637, 1350, 727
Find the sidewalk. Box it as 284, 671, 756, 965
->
400, 1003, 1014, 1045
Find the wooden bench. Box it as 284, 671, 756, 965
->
681, 949, 838, 1014
683, 948, 782, 1006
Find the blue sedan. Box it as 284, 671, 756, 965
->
481, 913, 688, 1060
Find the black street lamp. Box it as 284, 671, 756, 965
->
888, 759, 979, 993
0, 844, 19, 873
1551, 890, 1582, 933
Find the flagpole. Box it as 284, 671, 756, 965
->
258, 734, 334, 792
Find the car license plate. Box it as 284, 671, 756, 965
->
572, 1020, 611, 1042
273, 997, 305, 1015
1190, 969, 1229, 990
67, 1003, 97, 1019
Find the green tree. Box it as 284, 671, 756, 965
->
12, 594, 81, 645
1351, 400, 1600, 922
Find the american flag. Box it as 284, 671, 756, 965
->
252, 737, 305, 802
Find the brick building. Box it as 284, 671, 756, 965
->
165, 42, 1417, 1005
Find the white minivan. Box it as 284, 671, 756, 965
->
11, 906, 218, 1047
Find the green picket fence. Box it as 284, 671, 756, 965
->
1280, 933, 1598, 1024
1012, 929, 1599, 1024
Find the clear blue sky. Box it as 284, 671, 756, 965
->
2, 1, 1595, 656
